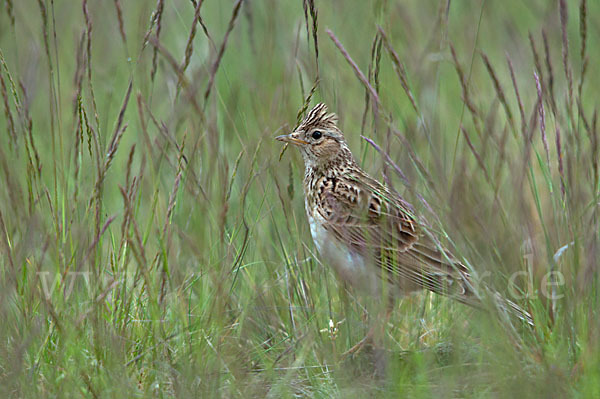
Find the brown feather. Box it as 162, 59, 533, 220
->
282, 103, 532, 325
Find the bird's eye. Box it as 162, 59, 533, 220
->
311, 130, 323, 140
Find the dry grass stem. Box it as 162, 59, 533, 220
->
326, 28, 380, 108
480, 52, 515, 134
506, 54, 527, 136
204, 0, 244, 103
378, 26, 418, 113
533, 71, 550, 170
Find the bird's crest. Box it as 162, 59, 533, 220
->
299, 103, 338, 131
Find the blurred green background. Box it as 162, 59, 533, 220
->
1, 0, 599, 397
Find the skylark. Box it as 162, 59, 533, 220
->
277, 103, 532, 325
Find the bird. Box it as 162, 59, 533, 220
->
276, 103, 532, 331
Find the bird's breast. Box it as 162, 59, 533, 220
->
305, 202, 380, 295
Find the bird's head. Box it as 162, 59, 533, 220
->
276, 103, 351, 170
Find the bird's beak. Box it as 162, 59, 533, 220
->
275, 133, 309, 146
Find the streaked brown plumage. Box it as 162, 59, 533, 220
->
277, 103, 531, 324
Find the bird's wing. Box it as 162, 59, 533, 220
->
315, 174, 476, 302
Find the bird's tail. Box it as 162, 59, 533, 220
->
442, 267, 534, 327
410, 237, 534, 327
490, 290, 534, 326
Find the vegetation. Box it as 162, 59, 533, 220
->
0, 0, 598, 396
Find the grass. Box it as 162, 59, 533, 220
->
0, 0, 599, 397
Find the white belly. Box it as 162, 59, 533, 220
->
307, 211, 380, 295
